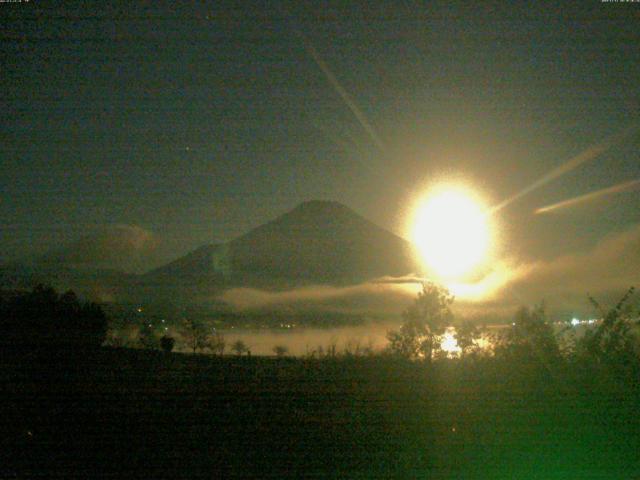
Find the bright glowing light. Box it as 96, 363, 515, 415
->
440, 328, 461, 356
412, 187, 490, 279
445, 260, 517, 301
571, 318, 580, 326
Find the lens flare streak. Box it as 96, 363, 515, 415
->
490, 123, 640, 215
535, 179, 640, 214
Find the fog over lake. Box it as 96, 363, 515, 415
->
212, 323, 509, 357
215, 323, 395, 356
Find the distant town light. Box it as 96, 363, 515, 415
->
571, 318, 580, 326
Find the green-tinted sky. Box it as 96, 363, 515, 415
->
2, 0, 639, 267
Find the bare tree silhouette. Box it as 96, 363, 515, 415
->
387, 282, 454, 361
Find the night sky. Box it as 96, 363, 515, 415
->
2, 1, 639, 270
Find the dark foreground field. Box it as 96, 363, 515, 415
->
2, 348, 640, 479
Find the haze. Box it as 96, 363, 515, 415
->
1, 1, 639, 320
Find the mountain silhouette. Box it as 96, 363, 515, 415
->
1, 202, 423, 304
146, 200, 421, 289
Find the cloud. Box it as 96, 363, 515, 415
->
371, 275, 427, 285
91, 224, 158, 255
35, 224, 160, 274
218, 280, 419, 315
502, 224, 640, 312
217, 224, 640, 321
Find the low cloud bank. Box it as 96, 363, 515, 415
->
218, 280, 419, 315
503, 224, 640, 314
218, 224, 640, 321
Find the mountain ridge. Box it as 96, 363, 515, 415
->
1, 201, 423, 303
144, 200, 421, 290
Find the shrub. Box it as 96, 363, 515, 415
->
578, 287, 638, 376
210, 332, 226, 356
0, 284, 107, 360
138, 322, 159, 350
387, 282, 454, 361
454, 320, 483, 357
495, 304, 561, 362
181, 318, 212, 354
273, 345, 288, 357
231, 340, 248, 356
160, 335, 175, 353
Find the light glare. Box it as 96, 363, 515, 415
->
412, 188, 490, 279
440, 329, 461, 356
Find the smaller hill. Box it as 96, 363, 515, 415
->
36, 225, 158, 274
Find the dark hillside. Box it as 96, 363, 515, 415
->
2, 348, 639, 478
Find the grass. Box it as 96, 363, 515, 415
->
2, 347, 639, 478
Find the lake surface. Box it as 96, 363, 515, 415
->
217, 323, 509, 356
